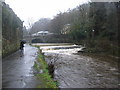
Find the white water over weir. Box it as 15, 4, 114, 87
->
40, 44, 85, 55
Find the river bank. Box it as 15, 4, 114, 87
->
33, 47, 58, 88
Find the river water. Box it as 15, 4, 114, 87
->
35, 43, 120, 88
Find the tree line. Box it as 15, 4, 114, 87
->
29, 2, 119, 56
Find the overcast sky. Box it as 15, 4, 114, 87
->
5, 0, 89, 28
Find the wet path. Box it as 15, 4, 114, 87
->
2, 44, 41, 88
40, 44, 120, 88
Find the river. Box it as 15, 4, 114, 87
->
34, 43, 119, 88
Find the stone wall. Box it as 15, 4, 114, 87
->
2, 2, 23, 57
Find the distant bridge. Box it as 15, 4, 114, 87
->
23, 34, 52, 43
23, 33, 69, 43
23, 33, 62, 43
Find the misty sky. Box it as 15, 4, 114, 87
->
5, 0, 89, 28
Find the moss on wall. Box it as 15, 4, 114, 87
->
2, 2, 23, 58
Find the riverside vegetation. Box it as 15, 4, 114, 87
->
33, 46, 58, 88
29, 2, 119, 57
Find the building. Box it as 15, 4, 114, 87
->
32, 30, 53, 36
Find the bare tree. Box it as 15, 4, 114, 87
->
26, 18, 35, 43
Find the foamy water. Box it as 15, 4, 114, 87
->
40, 45, 83, 55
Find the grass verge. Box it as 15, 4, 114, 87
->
33, 46, 58, 88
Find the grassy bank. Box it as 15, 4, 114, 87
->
33, 46, 58, 88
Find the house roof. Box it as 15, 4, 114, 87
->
37, 31, 49, 34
